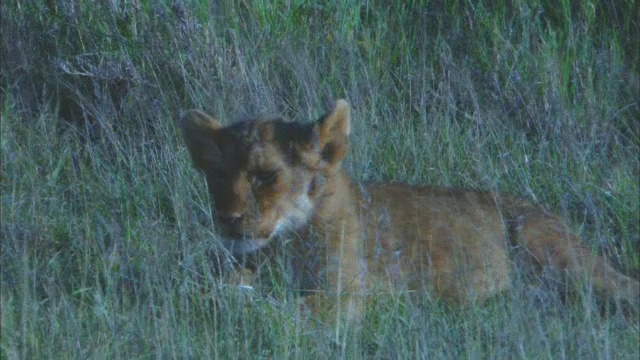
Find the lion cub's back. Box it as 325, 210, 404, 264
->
360, 184, 512, 302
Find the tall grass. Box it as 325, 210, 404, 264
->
2, 0, 638, 358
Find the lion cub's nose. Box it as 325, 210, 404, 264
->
216, 213, 243, 226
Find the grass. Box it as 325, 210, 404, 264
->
1, 0, 639, 358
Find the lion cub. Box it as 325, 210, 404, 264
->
180, 100, 639, 322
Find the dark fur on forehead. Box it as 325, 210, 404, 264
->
270, 119, 316, 164
222, 117, 314, 164
271, 119, 315, 144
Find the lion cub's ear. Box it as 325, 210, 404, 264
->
313, 99, 351, 171
179, 109, 222, 171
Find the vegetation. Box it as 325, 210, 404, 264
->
2, 0, 638, 358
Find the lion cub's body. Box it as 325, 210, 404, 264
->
180, 100, 639, 322
359, 184, 512, 302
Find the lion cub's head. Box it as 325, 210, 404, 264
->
180, 100, 351, 254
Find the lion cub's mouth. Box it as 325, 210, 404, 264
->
217, 220, 286, 255
216, 198, 312, 255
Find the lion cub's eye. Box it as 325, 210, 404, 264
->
254, 170, 278, 185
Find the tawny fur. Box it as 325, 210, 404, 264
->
180, 100, 639, 322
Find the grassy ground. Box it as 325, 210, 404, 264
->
2, 0, 639, 358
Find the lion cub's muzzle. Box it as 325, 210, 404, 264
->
213, 211, 278, 254
214, 211, 273, 240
